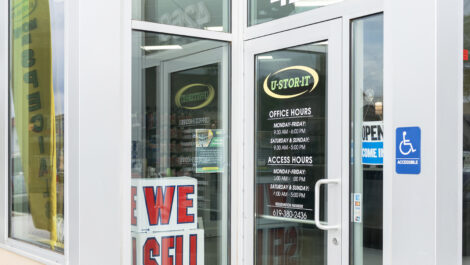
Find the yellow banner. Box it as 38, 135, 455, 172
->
11, 0, 57, 248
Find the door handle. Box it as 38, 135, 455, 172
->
314, 179, 341, 231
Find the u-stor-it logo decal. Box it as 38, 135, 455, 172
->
263, 65, 319, 99
271, 0, 300, 6
175, 83, 215, 110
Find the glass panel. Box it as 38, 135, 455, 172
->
350, 14, 384, 265
464, 1, 470, 264
254, 42, 328, 265
131, 31, 230, 265
9, 0, 65, 252
249, 0, 343, 26
132, 0, 230, 32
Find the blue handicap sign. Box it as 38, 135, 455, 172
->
396, 127, 421, 174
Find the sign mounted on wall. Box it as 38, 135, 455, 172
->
396, 127, 421, 174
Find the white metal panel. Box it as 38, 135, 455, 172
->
122, 0, 133, 264
243, 42, 255, 265
383, 0, 437, 262
66, 0, 80, 263
436, 0, 463, 264
231, 0, 245, 264
325, 20, 343, 265
383, 0, 463, 264
76, 0, 126, 264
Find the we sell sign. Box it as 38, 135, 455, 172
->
362, 121, 384, 165
131, 177, 204, 265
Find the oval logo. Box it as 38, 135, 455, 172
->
175, 83, 215, 110
263, 66, 319, 99
12, 0, 37, 22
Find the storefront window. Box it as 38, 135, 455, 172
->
131, 31, 230, 265
350, 14, 384, 265
254, 42, 328, 265
249, 0, 343, 26
9, 0, 65, 252
132, 0, 230, 32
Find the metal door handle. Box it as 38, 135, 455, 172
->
314, 179, 341, 231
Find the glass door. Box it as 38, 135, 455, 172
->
244, 19, 344, 265
160, 47, 230, 265
131, 31, 231, 265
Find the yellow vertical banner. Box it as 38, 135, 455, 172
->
11, 0, 57, 248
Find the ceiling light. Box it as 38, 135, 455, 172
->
258, 55, 273, 60
140, 45, 183, 51
204, 26, 224, 32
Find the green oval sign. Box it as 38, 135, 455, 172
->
263, 66, 319, 99
175, 83, 215, 110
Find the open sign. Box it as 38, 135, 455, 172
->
362, 121, 384, 165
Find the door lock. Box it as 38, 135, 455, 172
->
332, 237, 339, 245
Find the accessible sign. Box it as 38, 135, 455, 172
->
396, 127, 421, 174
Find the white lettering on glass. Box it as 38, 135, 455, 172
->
271, 0, 300, 6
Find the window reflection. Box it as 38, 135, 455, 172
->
350, 14, 384, 265
131, 31, 230, 265
249, 0, 343, 26
463, 1, 470, 264
9, 0, 65, 252
133, 0, 230, 32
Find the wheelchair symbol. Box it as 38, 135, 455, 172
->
399, 131, 416, 155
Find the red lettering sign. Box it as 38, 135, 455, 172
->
178, 186, 195, 224
144, 186, 175, 225
144, 238, 160, 265
162, 237, 175, 265
133, 237, 137, 265
190, 234, 197, 265
176, 236, 183, 265
138, 232, 203, 265
132, 178, 198, 233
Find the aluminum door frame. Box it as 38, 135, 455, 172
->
243, 18, 345, 265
